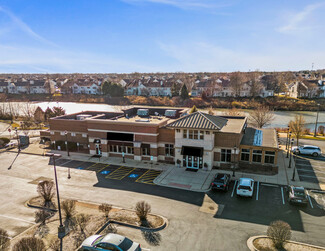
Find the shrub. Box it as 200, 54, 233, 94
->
35, 209, 53, 225
74, 213, 90, 237
267, 220, 291, 249
99, 203, 112, 219
61, 199, 76, 220
135, 201, 151, 221
303, 128, 311, 135
48, 238, 60, 251
12, 237, 45, 251
37, 180, 55, 207
318, 126, 325, 136
0, 228, 10, 250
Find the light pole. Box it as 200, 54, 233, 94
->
64, 131, 70, 157
232, 146, 237, 177
291, 149, 297, 181
286, 132, 292, 158
285, 126, 290, 150
314, 103, 320, 137
45, 153, 65, 251
122, 151, 125, 163
14, 127, 20, 152
288, 138, 294, 168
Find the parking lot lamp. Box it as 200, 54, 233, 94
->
314, 103, 320, 137
286, 132, 292, 158
45, 153, 64, 251
122, 151, 125, 163
285, 126, 290, 150
288, 138, 294, 168
64, 131, 70, 157
14, 127, 20, 152
291, 150, 297, 181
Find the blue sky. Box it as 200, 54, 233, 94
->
0, 0, 324, 73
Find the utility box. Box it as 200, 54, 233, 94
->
19, 135, 30, 146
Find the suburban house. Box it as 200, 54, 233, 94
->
42, 107, 279, 172
60, 79, 101, 94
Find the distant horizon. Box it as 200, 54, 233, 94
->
1, 0, 324, 73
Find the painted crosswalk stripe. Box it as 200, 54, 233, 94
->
231, 180, 237, 197
306, 191, 314, 208
281, 187, 285, 205
256, 181, 259, 200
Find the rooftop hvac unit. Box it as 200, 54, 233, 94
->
137, 109, 149, 117
76, 114, 92, 120
165, 109, 177, 118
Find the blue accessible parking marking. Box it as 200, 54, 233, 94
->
77, 167, 84, 170
101, 170, 111, 175
129, 174, 139, 178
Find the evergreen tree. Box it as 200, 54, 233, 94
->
171, 83, 181, 97
101, 81, 124, 97
180, 84, 189, 99
189, 105, 198, 114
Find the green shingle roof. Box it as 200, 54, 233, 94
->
167, 111, 228, 130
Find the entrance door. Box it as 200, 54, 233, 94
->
95, 144, 102, 155
184, 155, 200, 169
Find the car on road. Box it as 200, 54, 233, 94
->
288, 186, 308, 205
236, 178, 254, 198
211, 173, 231, 191
291, 145, 321, 157
80, 233, 141, 251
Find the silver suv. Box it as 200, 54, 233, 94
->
292, 145, 322, 157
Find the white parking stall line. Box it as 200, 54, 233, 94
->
306, 191, 314, 208
231, 180, 237, 197
0, 214, 36, 224
261, 183, 279, 187
60, 160, 72, 166
141, 248, 151, 251
256, 181, 259, 200
281, 187, 285, 205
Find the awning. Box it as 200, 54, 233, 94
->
181, 146, 203, 157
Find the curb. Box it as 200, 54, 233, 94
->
27, 198, 168, 232
247, 235, 325, 251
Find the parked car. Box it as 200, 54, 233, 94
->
288, 186, 308, 205
211, 173, 231, 191
236, 178, 254, 197
291, 145, 321, 157
4, 142, 17, 150
80, 234, 141, 251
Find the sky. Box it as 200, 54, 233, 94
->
0, 0, 324, 73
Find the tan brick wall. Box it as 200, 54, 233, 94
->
214, 132, 243, 147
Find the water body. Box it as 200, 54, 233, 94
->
1, 101, 324, 129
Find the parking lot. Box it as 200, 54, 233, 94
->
208, 180, 325, 231
50, 158, 162, 186
295, 155, 325, 183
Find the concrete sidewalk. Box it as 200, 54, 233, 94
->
10, 141, 325, 192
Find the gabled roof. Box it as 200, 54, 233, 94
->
167, 111, 228, 130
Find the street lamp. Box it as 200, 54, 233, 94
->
286, 132, 292, 158
14, 127, 20, 152
291, 149, 297, 181
122, 151, 125, 163
314, 103, 320, 137
45, 153, 65, 251
64, 131, 70, 157
288, 138, 294, 168
285, 126, 290, 150
232, 146, 238, 177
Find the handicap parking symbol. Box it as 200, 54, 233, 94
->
101, 170, 111, 175
129, 174, 139, 178
77, 167, 84, 170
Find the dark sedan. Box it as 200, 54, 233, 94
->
211, 173, 231, 191
288, 186, 308, 205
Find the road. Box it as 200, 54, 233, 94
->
0, 151, 325, 250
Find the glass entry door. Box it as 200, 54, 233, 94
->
183, 155, 202, 169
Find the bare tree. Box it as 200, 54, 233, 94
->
229, 72, 245, 97
135, 201, 151, 222
247, 72, 263, 97
35, 209, 52, 225
12, 237, 45, 251
99, 203, 112, 219
48, 238, 60, 251
223, 108, 245, 117
37, 180, 55, 208
267, 220, 291, 249
62, 199, 76, 230
207, 106, 214, 115
249, 106, 274, 128
22, 102, 36, 121
289, 115, 305, 146
74, 213, 90, 238
0, 228, 10, 250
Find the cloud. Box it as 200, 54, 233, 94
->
158, 41, 325, 72
122, 0, 230, 9
277, 3, 324, 34
0, 6, 58, 47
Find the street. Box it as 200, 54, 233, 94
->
0, 151, 325, 250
